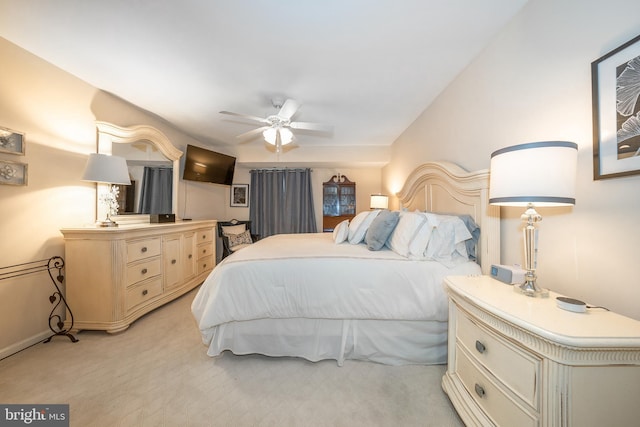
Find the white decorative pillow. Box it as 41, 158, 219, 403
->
348, 210, 381, 244
222, 224, 246, 236
407, 215, 435, 259
332, 219, 350, 244
386, 211, 428, 257
423, 213, 472, 266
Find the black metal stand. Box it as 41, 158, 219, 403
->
0, 256, 78, 343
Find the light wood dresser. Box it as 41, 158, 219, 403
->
442, 275, 640, 427
61, 220, 216, 333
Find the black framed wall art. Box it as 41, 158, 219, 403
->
592, 34, 640, 180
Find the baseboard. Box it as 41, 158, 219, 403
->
0, 329, 52, 360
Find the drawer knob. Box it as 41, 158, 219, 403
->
171, 259, 177, 265
474, 383, 485, 398
202, 235, 206, 239
475, 340, 486, 354
188, 254, 193, 259
141, 247, 148, 253
203, 264, 207, 269
141, 268, 148, 275
202, 249, 207, 254
142, 289, 148, 296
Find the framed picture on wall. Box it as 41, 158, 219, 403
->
0, 126, 25, 155
230, 183, 249, 207
0, 159, 28, 186
592, 33, 640, 180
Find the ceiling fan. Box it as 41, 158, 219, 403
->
220, 98, 332, 153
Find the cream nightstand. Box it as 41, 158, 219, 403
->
442, 275, 640, 427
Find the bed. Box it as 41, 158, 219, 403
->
192, 161, 500, 365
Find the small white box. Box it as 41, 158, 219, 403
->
490, 264, 526, 285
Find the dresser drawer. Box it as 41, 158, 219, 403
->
125, 277, 163, 313
197, 242, 214, 259
197, 228, 214, 244
457, 344, 538, 427
197, 255, 214, 274
126, 257, 161, 287
126, 238, 161, 263
456, 308, 540, 408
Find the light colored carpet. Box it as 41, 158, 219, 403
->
0, 288, 464, 427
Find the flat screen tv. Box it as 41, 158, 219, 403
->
182, 144, 236, 185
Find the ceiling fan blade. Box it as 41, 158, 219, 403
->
289, 121, 333, 132
220, 111, 269, 124
277, 99, 300, 120
237, 126, 270, 141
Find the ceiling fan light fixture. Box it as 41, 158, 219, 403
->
279, 128, 293, 145
263, 127, 277, 145
263, 127, 293, 146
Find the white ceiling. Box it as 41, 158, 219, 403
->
0, 0, 527, 161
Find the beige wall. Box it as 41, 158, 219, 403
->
384, 0, 640, 320
0, 37, 383, 357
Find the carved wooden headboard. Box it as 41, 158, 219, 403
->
396, 161, 500, 274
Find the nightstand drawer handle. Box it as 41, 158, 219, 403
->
142, 289, 148, 296
141, 247, 148, 253
475, 340, 486, 354
171, 259, 177, 265
188, 254, 193, 259
474, 384, 485, 398
141, 268, 148, 275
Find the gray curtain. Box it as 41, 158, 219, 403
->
250, 168, 317, 238
139, 166, 172, 214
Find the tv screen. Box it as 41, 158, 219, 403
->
182, 144, 236, 185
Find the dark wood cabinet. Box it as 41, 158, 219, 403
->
322, 175, 356, 231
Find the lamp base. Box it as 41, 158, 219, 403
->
514, 282, 549, 298
96, 219, 118, 228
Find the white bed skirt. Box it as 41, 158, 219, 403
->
204, 318, 448, 366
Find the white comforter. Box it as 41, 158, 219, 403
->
192, 233, 481, 343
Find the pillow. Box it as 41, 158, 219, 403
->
457, 214, 480, 262
365, 210, 400, 250
227, 229, 253, 248
407, 215, 435, 259
348, 210, 381, 244
423, 213, 472, 267
386, 211, 428, 257
332, 219, 350, 244
222, 224, 246, 236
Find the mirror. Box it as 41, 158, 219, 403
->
96, 121, 182, 221
112, 141, 172, 214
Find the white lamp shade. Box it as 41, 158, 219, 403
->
81, 153, 131, 185
489, 141, 577, 207
263, 127, 293, 145
370, 194, 389, 209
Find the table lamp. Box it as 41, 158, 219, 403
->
370, 194, 389, 210
489, 141, 578, 297
82, 153, 131, 227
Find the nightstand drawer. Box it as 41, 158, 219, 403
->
457, 344, 538, 427
456, 308, 540, 408
126, 238, 161, 263
125, 277, 162, 312
126, 257, 161, 287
